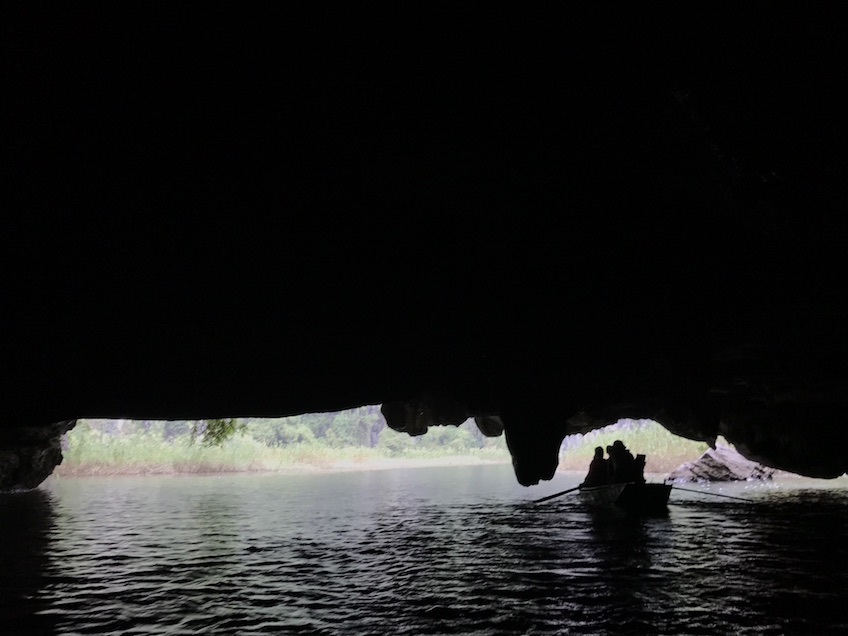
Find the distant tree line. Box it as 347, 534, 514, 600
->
77, 406, 502, 453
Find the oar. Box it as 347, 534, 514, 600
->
531, 485, 582, 504
670, 485, 753, 502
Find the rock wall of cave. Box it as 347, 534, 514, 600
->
0, 422, 76, 492
2, 4, 847, 490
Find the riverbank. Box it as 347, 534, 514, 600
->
54, 456, 511, 477
53, 418, 514, 477
53, 417, 720, 478
54, 454, 511, 477
53, 433, 512, 477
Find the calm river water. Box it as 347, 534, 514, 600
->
1, 465, 847, 635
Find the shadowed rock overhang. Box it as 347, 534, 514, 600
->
3, 4, 848, 489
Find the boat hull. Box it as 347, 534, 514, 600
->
578, 483, 672, 514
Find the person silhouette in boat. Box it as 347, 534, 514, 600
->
582, 446, 610, 487
609, 439, 637, 483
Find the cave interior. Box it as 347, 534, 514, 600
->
3, 4, 848, 490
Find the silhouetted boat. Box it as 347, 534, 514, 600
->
578, 482, 672, 514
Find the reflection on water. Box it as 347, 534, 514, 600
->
0, 489, 59, 636
1, 466, 847, 635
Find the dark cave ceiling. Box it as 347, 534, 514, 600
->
3, 4, 848, 488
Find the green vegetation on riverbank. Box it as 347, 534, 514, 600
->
56, 413, 713, 477
56, 413, 509, 476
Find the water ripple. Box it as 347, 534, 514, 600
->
1, 468, 847, 635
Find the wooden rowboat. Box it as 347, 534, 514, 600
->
578, 482, 672, 514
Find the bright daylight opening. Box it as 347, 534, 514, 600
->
56, 414, 748, 480
57, 409, 509, 477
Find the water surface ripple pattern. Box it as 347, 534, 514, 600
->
1, 465, 847, 635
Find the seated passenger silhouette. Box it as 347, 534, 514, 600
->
582, 446, 609, 487
609, 439, 636, 483
634, 453, 647, 484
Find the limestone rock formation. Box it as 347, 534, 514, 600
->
3, 5, 848, 488
381, 392, 469, 437
668, 444, 775, 483
0, 422, 76, 492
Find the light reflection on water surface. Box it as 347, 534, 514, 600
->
1, 466, 847, 635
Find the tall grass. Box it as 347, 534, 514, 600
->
58, 427, 279, 475
56, 422, 510, 476
56, 418, 712, 477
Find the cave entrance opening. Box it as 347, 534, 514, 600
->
559, 418, 715, 476
54, 410, 509, 478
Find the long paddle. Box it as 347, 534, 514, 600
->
531, 485, 582, 504
670, 485, 753, 502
